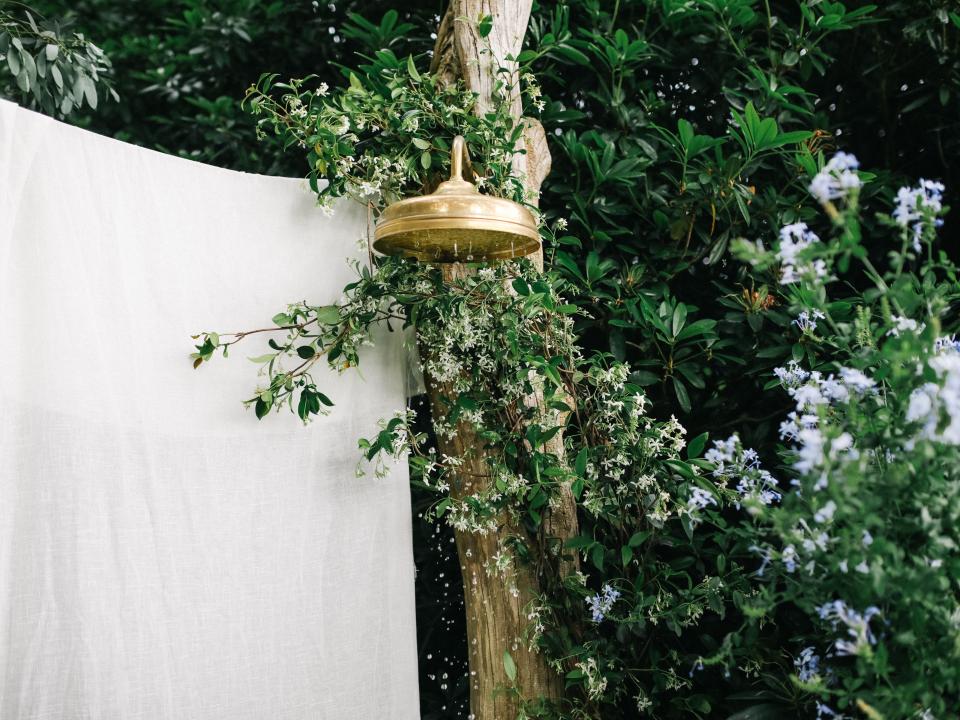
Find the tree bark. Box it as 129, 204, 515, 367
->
420, 3, 579, 718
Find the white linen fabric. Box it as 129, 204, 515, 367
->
0, 100, 419, 720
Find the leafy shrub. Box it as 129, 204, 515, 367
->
0, 5, 115, 116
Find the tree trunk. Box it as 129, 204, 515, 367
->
420, 3, 580, 718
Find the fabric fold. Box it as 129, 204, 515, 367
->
0, 100, 418, 720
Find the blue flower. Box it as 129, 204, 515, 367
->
893, 179, 946, 251
586, 584, 621, 623
808, 152, 862, 205
794, 646, 821, 682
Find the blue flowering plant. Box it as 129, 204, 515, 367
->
712, 152, 960, 718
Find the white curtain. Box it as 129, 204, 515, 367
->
0, 100, 419, 719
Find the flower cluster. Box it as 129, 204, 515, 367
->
893, 179, 945, 251
586, 584, 621, 623
705, 434, 781, 514
808, 151, 862, 205
817, 600, 881, 657
794, 646, 821, 683
906, 348, 960, 446
685, 486, 717, 526
775, 362, 876, 483
794, 309, 825, 334
575, 657, 609, 702
734, 159, 960, 719
777, 223, 828, 284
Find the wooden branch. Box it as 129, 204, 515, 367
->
422, 3, 578, 718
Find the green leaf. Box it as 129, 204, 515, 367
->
406, 54, 420, 81
671, 303, 688, 337
297, 391, 313, 420
744, 101, 761, 141
247, 354, 276, 364
687, 431, 709, 459
574, 447, 588, 477
315, 306, 341, 325
502, 650, 516, 682
591, 544, 604, 571
15, 67, 29, 93
676, 319, 717, 341
553, 44, 591, 65
254, 397, 272, 419
673, 378, 692, 413
7, 46, 21, 76
296, 345, 316, 359
478, 14, 494, 38
564, 535, 593, 550
769, 130, 813, 148
420, 151, 431, 169
631, 370, 660, 386
80, 74, 97, 109
678, 118, 694, 148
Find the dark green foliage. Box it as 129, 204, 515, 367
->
0, 4, 115, 116
525, 1, 960, 452
19, 0, 441, 173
